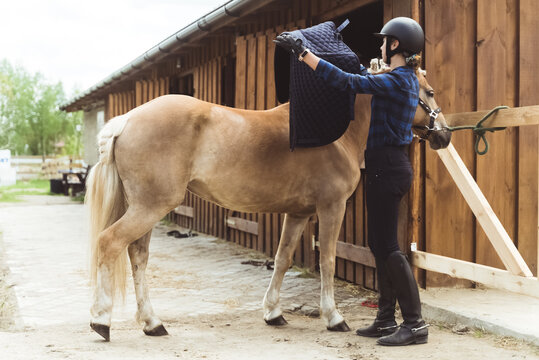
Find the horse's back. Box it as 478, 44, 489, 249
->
114, 94, 360, 213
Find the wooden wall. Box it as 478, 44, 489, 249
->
424, 0, 539, 284
103, 0, 539, 291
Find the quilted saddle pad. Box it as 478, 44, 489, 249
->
274, 21, 362, 150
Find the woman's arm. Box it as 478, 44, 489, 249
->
313, 57, 397, 96
302, 51, 320, 71
274, 32, 395, 96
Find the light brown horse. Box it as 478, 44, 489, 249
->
86, 69, 451, 341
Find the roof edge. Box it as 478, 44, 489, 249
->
62, 0, 275, 111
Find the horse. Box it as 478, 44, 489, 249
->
85, 68, 451, 341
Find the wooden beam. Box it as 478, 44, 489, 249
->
226, 216, 258, 236
174, 205, 194, 218
318, 0, 378, 22
335, 242, 375, 268
436, 143, 533, 277
445, 105, 539, 128
411, 251, 539, 298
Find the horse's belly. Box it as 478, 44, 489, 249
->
186, 175, 316, 215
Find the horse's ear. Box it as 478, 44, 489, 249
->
416, 67, 427, 77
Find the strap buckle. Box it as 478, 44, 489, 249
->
298, 49, 310, 62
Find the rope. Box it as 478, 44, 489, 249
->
445, 105, 509, 155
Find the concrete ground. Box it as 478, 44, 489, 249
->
0, 195, 537, 360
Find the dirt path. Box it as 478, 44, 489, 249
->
0, 196, 537, 360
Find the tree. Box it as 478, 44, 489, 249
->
0, 59, 83, 159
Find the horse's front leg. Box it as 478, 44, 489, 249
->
318, 201, 350, 331
263, 214, 310, 325
128, 231, 168, 336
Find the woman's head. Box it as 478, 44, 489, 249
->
375, 17, 424, 65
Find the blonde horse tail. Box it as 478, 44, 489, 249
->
86, 114, 130, 301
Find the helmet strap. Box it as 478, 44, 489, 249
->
385, 37, 399, 66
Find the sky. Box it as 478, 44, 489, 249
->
0, 0, 226, 97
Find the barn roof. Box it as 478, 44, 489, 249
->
61, 0, 275, 111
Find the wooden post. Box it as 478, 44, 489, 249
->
436, 143, 533, 277
408, 138, 422, 281
519, 0, 539, 277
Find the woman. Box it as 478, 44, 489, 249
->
274, 17, 429, 346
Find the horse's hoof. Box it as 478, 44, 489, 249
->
327, 321, 351, 332
90, 322, 110, 341
265, 315, 288, 326
144, 324, 169, 336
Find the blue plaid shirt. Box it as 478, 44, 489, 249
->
314, 59, 419, 149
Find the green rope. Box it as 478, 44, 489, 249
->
445, 105, 509, 155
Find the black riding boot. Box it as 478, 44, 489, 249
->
356, 258, 398, 337
377, 251, 428, 346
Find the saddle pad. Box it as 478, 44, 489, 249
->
274, 21, 362, 150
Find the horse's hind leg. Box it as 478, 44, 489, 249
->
91, 207, 166, 341
263, 214, 310, 325
318, 201, 350, 331
128, 230, 168, 336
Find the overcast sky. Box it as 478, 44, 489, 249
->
0, 0, 226, 97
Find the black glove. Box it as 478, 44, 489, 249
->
273, 32, 306, 58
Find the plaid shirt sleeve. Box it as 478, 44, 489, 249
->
313, 58, 419, 148
314, 59, 400, 96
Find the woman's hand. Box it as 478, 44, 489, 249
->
273, 33, 306, 58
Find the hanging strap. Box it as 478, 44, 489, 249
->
336, 19, 350, 33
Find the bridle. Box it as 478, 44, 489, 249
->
413, 98, 442, 140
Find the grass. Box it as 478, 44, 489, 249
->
0, 179, 54, 202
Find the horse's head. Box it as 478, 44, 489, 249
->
412, 69, 451, 150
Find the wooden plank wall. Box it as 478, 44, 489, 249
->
424, 0, 539, 283
104, 77, 170, 120
518, 0, 539, 277
105, 90, 135, 119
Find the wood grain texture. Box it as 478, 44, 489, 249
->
518, 0, 539, 276
424, 0, 476, 287
475, 0, 517, 270
235, 36, 247, 109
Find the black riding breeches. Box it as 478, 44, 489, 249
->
365, 146, 413, 259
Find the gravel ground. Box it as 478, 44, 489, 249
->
0, 195, 537, 360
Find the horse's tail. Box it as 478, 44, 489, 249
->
86, 114, 130, 301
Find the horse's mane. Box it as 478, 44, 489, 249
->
415, 68, 429, 87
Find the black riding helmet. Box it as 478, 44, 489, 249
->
374, 17, 424, 65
